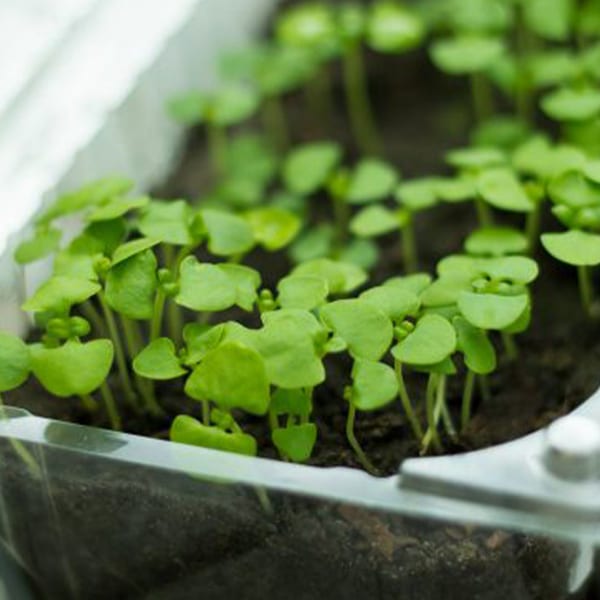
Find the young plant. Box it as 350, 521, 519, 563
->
168, 84, 260, 177
541, 165, 600, 316
283, 141, 397, 269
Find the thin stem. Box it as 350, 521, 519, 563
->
80, 301, 108, 338
120, 316, 142, 359
342, 43, 381, 156
79, 394, 98, 413
401, 217, 418, 273
422, 374, 443, 454
331, 195, 350, 256
305, 64, 333, 132
269, 408, 279, 432
475, 198, 493, 227
99, 382, 122, 430
578, 265, 595, 317
98, 292, 139, 410
501, 331, 519, 361
394, 361, 424, 440
470, 73, 494, 124
202, 400, 210, 426
346, 404, 379, 475
478, 374, 491, 403
461, 369, 476, 430
438, 376, 457, 441
525, 202, 542, 254
150, 290, 166, 341
262, 95, 290, 152
207, 122, 228, 179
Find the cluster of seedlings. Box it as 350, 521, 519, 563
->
1, 0, 599, 474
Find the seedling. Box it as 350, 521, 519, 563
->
283, 141, 397, 267
168, 84, 260, 176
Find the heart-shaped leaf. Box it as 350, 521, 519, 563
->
0, 333, 31, 392
464, 226, 528, 256
283, 142, 342, 196
435, 177, 477, 203
30, 339, 113, 397
477, 168, 534, 212
453, 316, 496, 374
138, 200, 194, 246
276, 3, 337, 51
211, 85, 260, 126
15, 227, 62, 264
245, 207, 301, 250
133, 338, 186, 380
346, 159, 398, 204
87, 196, 149, 222
541, 87, 600, 122
277, 275, 329, 310
384, 273, 432, 295
481, 256, 539, 284
584, 160, 600, 184
217, 264, 261, 311
338, 238, 380, 270
184, 342, 270, 415
182, 323, 226, 366
291, 258, 367, 294
446, 146, 506, 170
175, 257, 237, 312
458, 291, 528, 330
320, 299, 393, 360
395, 178, 439, 211
201, 209, 255, 256
367, 2, 424, 53
430, 35, 505, 74
392, 314, 456, 365
548, 171, 600, 209
289, 224, 334, 263
223, 134, 278, 184
112, 237, 161, 266
350, 359, 398, 411
105, 249, 157, 319
542, 230, 600, 266
23, 277, 100, 313
523, 0, 574, 41
350, 205, 404, 238
271, 388, 312, 417
420, 276, 471, 307
272, 423, 317, 462
360, 286, 420, 320
170, 415, 257, 456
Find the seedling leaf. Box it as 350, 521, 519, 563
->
367, 2, 424, 53
217, 264, 261, 311
391, 314, 456, 365
23, 277, 100, 313
359, 285, 420, 320
346, 159, 398, 204
291, 258, 367, 294
87, 196, 149, 222
245, 207, 301, 250
277, 275, 329, 310
0, 333, 30, 392
272, 423, 317, 462
283, 142, 342, 196
541, 88, 600, 122
112, 237, 161, 266
477, 168, 534, 212
15, 228, 61, 264
182, 323, 225, 366
350, 359, 398, 411
430, 35, 505, 74
320, 299, 393, 360
465, 227, 528, 256
138, 200, 194, 246
184, 342, 270, 415
271, 388, 312, 417
170, 415, 257, 456
541, 230, 600, 266
201, 209, 255, 256
30, 339, 113, 397
176, 257, 237, 311
350, 205, 404, 237
458, 291, 528, 330
133, 338, 186, 380
453, 316, 496, 374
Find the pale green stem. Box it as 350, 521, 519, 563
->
342, 42, 381, 156
461, 369, 476, 430
421, 374, 443, 454
578, 265, 595, 317
470, 73, 494, 124
401, 216, 418, 273
99, 382, 122, 430
394, 360, 424, 440
98, 292, 138, 410
202, 400, 210, 426
305, 64, 333, 131
79, 394, 98, 413
262, 95, 290, 152
150, 290, 166, 341
439, 376, 457, 440
525, 202, 542, 254
207, 122, 228, 179
346, 404, 379, 475
331, 194, 350, 256
475, 198, 493, 227
269, 408, 279, 432
80, 301, 108, 338
478, 374, 491, 403
501, 331, 519, 361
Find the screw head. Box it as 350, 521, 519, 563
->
543, 415, 600, 481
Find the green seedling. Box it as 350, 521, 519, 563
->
283, 141, 397, 266
169, 84, 260, 176
541, 167, 600, 315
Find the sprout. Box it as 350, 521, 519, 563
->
541, 87, 600, 122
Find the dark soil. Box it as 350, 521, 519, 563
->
3, 37, 599, 600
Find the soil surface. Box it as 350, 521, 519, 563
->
3, 39, 599, 600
